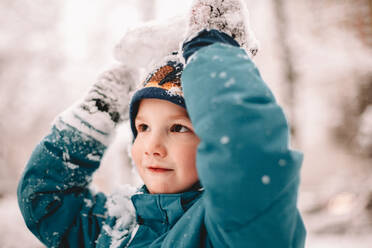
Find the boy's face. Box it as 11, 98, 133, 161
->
131, 98, 200, 194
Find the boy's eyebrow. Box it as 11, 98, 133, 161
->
167, 114, 191, 121
135, 114, 191, 122
135, 115, 145, 122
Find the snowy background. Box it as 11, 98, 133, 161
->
1, 0, 372, 247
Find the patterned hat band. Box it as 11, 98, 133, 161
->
142, 60, 184, 97
129, 56, 186, 138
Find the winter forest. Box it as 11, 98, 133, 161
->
1, 0, 372, 247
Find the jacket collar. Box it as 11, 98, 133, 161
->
131, 185, 202, 231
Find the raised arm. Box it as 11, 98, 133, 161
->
181, 29, 306, 247
17, 65, 138, 247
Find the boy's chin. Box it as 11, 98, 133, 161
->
146, 181, 200, 194
147, 185, 182, 194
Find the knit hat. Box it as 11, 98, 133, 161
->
129, 53, 185, 138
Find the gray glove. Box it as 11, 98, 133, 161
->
56, 65, 139, 145
185, 0, 259, 57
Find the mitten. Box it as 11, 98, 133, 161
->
56, 65, 139, 145
184, 0, 259, 57
114, 16, 187, 73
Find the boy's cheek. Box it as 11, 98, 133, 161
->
131, 140, 142, 167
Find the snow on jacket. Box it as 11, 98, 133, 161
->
18, 31, 306, 248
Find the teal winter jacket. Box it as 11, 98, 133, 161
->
18, 30, 306, 247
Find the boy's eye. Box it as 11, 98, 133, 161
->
170, 124, 190, 133
137, 124, 149, 132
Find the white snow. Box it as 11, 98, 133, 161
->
87, 153, 101, 162
261, 175, 270, 185
224, 78, 236, 88
103, 184, 138, 248
2, 1, 372, 248
220, 136, 230, 144
84, 198, 93, 208
184, 0, 259, 56
219, 71, 227, 78
114, 16, 187, 77
62, 151, 70, 161
65, 162, 79, 170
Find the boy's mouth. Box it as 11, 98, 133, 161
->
147, 166, 173, 173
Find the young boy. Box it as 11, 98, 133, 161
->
18, 0, 306, 247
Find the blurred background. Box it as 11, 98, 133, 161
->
1, 0, 372, 247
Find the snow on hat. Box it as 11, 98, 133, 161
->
129, 53, 185, 138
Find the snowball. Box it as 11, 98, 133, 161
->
114, 16, 187, 72
220, 136, 230, 144
261, 175, 271, 185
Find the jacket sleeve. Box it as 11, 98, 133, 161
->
182, 43, 306, 247
17, 119, 108, 248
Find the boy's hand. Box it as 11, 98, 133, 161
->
80, 65, 137, 124
57, 65, 139, 145
114, 16, 187, 72
185, 0, 259, 57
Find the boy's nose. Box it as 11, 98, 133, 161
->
144, 133, 167, 158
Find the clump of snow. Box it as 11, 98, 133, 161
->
220, 136, 230, 144
62, 151, 70, 161
87, 153, 101, 161
84, 198, 93, 208
104, 184, 138, 248
114, 16, 187, 75
261, 175, 271, 184
114, 0, 259, 84
184, 0, 259, 57
65, 162, 79, 170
